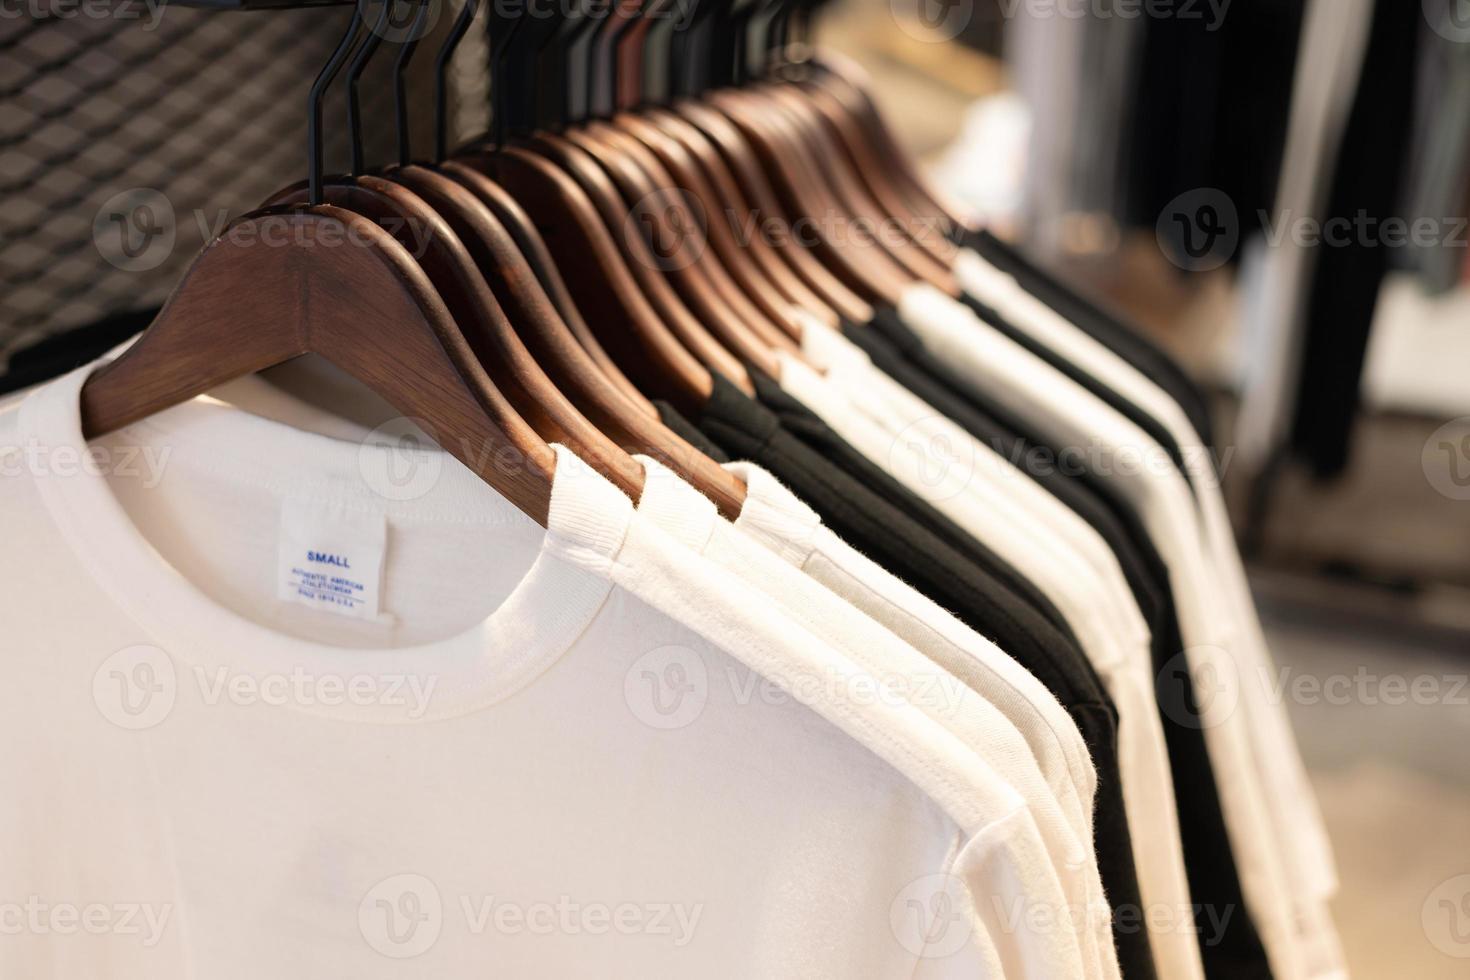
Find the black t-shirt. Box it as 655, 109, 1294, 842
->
951, 292, 1195, 486
745, 371, 1077, 648
856, 312, 1273, 980
843, 317, 1166, 628
675, 377, 1157, 980
960, 229, 1217, 452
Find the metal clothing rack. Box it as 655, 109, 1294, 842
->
0, 0, 490, 380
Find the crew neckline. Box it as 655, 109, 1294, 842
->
15, 365, 618, 724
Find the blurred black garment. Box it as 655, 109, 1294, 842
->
1122, 0, 1306, 257
1289, 0, 1422, 478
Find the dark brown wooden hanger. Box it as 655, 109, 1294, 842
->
614, 0, 651, 112
709, 86, 918, 293
710, 0, 950, 296
704, 89, 913, 305
575, 10, 802, 354
440, 160, 657, 417
758, 82, 957, 289
405, 0, 658, 417
540, 9, 790, 363
325, 1, 744, 515
643, 105, 857, 324
393, 162, 744, 517
479, 0, 754, 392
775, 87, 957, 288
796, 79, 958, 265
615, 111, 806, 339
624, 0, 870, 323
468, 146, 722, 406
571, 122, 791, 364
597, 121, 798, 351
271, 5, 648, 503
658, 0, 914, 306
337, 169, 649, 499
389, 0, 742, 516
808, 49, 976, 241
745, 0, 957, 270
763, 9, 959, 265
82, 13, 558, 523
589, 0, 808, 339
668, 98, 881, 320
520, 131, 756, 388
81, 204, 557, 522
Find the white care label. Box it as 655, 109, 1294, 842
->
277, 498, 386, 620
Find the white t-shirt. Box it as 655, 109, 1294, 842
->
954, 248, 1342, 976
0, 365, 1020, 979
778, 335, 1150, 718
800, 320, 1152, 656
725, 459, 1097, 840
778, 327, 1200, 980
900, 283, 1306, 980
632, 455, 1113, 980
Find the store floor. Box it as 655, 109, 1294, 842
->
1260, 583, 1470, 978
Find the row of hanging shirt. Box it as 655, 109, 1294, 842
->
0, 1, 1340, 977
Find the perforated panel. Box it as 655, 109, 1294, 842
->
0, 4, 490, 375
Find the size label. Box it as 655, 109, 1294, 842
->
277, 497, 386, 620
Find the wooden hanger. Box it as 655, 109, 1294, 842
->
415, 0, 648, 415
388, 0, 735, 514
705, 88, 912, 305
730, 0, 950, 288
411, 156, 745, 518
758, 81, 957, 290
634, 0, 841, 330
543, 2, 790, 370
480, 0, 754, 391
657, 0, 911, 307
81, 206, 555, 525
473, 147, 722, 407
679, 96, 892, 312
595, 0, 807, 341
611, 0, 846, 326
616, 111, 806, 339
473, 16, 716, 405
643, 106, 857, 324
573, 123, 792, 359
644, 9, 876, 321
524, 129, 762, 386
796, 79, 958, 265
393, 159, 745, 516
643, 0, 870, 320
574, 6, 800, 352
80, 12, 554, 524
272, 0, 647, 502
807, 46, 977, 240
757, 0, 957, 266
442, 159, 657, 416
761, 0, 953, 226
695, 8, 924, 299
372, 0, 738, 515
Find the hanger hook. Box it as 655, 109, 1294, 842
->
773, 0, 798, 70
603, 0, 658, 118
751, 0, 792, 78
308, 5, 367, 204
435, 0, 481, 163
347, 0, 400, 176
486, 0, 520, 151
393, 0, 435, 166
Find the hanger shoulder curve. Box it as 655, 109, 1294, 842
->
80, 205, 555, 524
